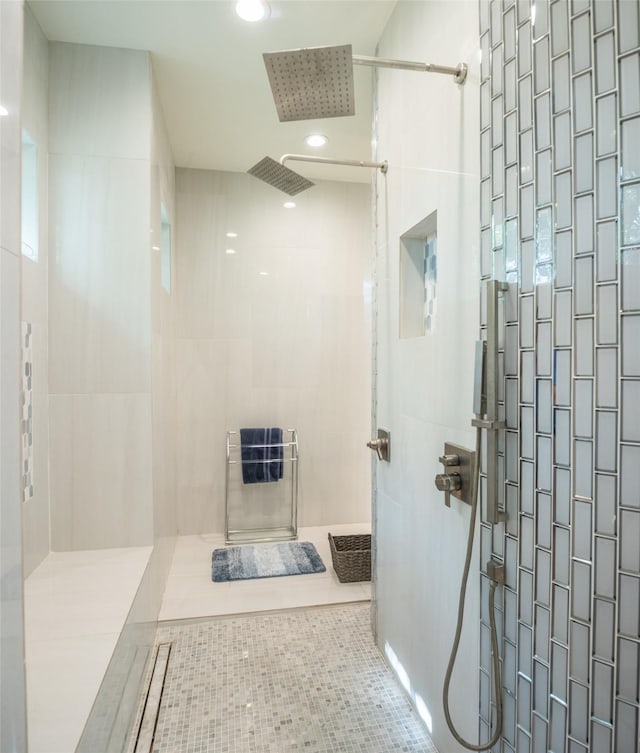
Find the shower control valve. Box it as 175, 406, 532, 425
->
435, 473, 462, 493
434, 442, 476, 509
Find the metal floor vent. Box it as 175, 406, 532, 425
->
131, 642, 172, 753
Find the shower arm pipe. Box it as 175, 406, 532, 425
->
352, 54, 468, 84
280, 154, 388, 174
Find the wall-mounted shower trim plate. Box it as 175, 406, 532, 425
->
367, 428, 390, 462
435, 442, 476, 508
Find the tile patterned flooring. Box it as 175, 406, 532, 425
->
149, 603, 438, 753
136, 525, 438, 752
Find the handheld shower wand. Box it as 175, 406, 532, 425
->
436, 282, 508, 750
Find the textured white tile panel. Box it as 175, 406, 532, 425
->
49, 394, 153, 550
49, 42, 151, 160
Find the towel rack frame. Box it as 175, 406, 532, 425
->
224, 429, 299, 545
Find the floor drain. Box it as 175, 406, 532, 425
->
132, 642, 172, 753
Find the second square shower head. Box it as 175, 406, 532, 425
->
263, 43, 468, 122
247, 153, 388, 196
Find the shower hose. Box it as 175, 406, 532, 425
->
442, 426, 503, 751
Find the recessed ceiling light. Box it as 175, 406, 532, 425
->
226, 231, 238, 238
151, 245, 160, 251
259, 271, 269, 276
305, 133, 328, 148
235, 0, 270, 22
225, 248, 236, 255
283, 201, 296, 209
0, 105, 8, 117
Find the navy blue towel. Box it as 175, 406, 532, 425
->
239, 428, 284, 484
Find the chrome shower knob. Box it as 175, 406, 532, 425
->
367, 429, 390, 462
367, 438, 386, 460
435, 473, 463, 492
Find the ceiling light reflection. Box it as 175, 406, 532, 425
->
305, 133, 328, 148
235, 0, 270, 22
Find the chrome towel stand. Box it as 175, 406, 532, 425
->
224, 429, 299, 544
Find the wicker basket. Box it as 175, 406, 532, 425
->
328, 533, 371, 583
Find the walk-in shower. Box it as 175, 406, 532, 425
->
247, 153, 388, 195
262, 44, 467, 122
435, 281, 507, 751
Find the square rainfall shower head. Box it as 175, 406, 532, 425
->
247, 156, 315, 196
263, 44, 355, 122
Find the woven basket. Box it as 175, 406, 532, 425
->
328, 533, 371, 583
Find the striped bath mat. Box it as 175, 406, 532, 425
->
212, 541, 326, 582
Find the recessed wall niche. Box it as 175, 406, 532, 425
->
399, 211, 437, 339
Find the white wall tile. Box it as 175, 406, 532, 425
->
48, 42, 151, 160
48, 154, 151, 394
0, 246, 28, 750
49, 394, 153, 550
0, 1, 22, 256
150, 74, 177, 552
0, 4, 28, 748
22, 6, 51, 579
373, 2, 480, 750
175, 170, 372, 534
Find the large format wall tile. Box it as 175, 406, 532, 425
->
174, 169, 372, 534
48, 42, 150, 160
48, 154, 151, 395
22, 6, 51, 578
0, 247, 28, 751
0, 1, 22, 256
49, 394, 153, 551
372, 3, 481, 750
0, 3, 28, 749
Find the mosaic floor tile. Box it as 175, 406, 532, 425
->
146, 603, 438, 753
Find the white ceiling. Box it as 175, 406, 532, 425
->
29, 0, 397, 183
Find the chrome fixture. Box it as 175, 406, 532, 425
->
471, 280, 508, 524
247, 156, 315, 196
436, 279, 508, 751
367, 428, 390, 462
263, 44, 467, 122
435, 443, 476, 508
247, 153, 388, 195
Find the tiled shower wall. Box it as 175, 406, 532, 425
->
0, 2, 28, 748
22, 4, 50, 576
480, 1, 640, 752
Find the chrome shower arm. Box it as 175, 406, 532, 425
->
280, 154, 388, 174
352, 54, 468, 84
